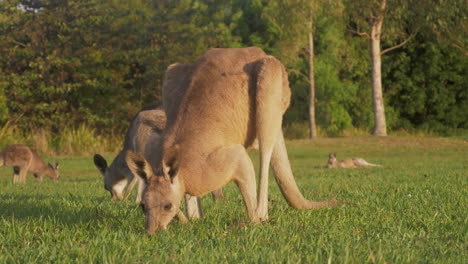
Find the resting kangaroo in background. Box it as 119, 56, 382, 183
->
93, 105, 166, 203
0, 144, 59, 184
126, 47, 336, 235
327, 153, 381, 168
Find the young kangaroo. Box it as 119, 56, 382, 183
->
0, 144, 59, 184
94, 105, 166, 202
327, 153, 381, 168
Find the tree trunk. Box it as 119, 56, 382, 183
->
369, 4, 387, 136
308, 31, 317, 139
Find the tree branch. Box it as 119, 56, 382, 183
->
347, 26, 370, 38
432, 28, 468, 57
450, 43, 468, 57
287, 69, 311, 84
10, 40, 28, 48
381, 32, 417, 55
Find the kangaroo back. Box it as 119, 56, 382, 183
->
123, 107, 166, 153
0, 144, 32, 167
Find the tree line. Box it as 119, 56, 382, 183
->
0, 0, 466, 138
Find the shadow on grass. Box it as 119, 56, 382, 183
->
0, 193, 143, 228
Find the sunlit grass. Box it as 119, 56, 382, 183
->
0, 136, 466, 263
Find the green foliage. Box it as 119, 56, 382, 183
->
0, 137, 466, 262
0, 81, 8, 124
283, 121, 310, 139
0, 0, 161, 133
0, 0, 466, 138
384, 37, 468, 133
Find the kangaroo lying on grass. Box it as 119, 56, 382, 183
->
126, 47, 336, 235
0, 144, 59, 183
94, 105, 166, 202
327, 153, 381, 168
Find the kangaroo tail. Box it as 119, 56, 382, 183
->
271, 131, 336, 209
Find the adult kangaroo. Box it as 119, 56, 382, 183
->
126, 47, 336, 235
94, 105, 166, 202
0, 144, 59, 183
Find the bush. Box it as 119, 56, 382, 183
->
0, 123, 121, 156
283, 122, 310, 139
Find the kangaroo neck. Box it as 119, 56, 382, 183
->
31, 161, 49, 176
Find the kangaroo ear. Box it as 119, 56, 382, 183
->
126, 151, 154, 184
93, 154, 108, 175
55, 161, 59, 169
162, 145, 180, 183
48, 162, 54, 170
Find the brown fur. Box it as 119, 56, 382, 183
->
147, 62, 227, 216
126, 47, 336, 235
0, 144, 59, 183
93, 106, 166, 202
327, 153, 381, 168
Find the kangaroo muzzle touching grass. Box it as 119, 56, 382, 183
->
126, 47, 336, 236
93, 105, 166, 202
93, 104, 222, 222
0, 144, 59, 183
327, 153, 382, 168
139, 61, 228, 220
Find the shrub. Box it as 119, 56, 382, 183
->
0, 123, 121, 156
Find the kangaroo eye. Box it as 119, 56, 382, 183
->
163, 203, 172, 211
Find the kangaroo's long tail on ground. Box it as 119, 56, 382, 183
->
270, 130, 336, 209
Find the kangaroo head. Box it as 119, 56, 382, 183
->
47, 162, 60, 181
93, 154, 127, 200
327, 153, 337, 167
126, 146, 183, 236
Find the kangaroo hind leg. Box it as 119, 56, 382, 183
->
12, 166, 20, 184
254, 56, 285, 221
19, 165, 29, 184
206, 145, 258, 222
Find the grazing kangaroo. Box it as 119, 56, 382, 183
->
327, 153, 381, 168
94, 103, 224, 214
140, 63, 225, 219
0, 144, 59, 183
94, 105, 166, 202
126, 47, 336, 235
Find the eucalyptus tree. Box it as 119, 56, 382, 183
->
344, 0, 422, 136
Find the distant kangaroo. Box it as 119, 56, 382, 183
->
327, 153, 381, 168
0, 144, 59, 183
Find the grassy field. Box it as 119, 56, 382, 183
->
0, 136, 466, 263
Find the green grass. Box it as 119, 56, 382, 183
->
0, 136, 466, 263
